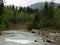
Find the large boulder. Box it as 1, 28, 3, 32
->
31, 29, 40, 33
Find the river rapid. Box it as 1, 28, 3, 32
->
0, 30, 55, 45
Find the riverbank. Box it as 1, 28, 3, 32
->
0, 29, 60, 45
0, 30, 52, 45
0, 23, 60, 45
30, 29, 60, 45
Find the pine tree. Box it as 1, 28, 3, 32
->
31, 12, 40, 29
44, 1, 48, 16
48, 1, 55, 19
12, 5, 17, 23
0, 0, 4, 24
43, 1, 49, 27
47, 1, 55, 28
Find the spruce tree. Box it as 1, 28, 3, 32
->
44, 1, 48, 16
46, 1, 55, 28
0, 0, 4, 24
31, 12, 40, 29
43, 1, 49, 27
48, 1, 55, 19
12, 5, 17, 23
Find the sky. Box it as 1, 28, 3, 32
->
4, 0, 60, 7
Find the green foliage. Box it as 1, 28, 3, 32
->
0, 3, 4, 24
31, 12, 40, 29
41, 1, 56, 28
0, 1, 60, 31
44, 1, 49, 16
55, 8, 60, 29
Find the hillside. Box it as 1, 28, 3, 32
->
28, 2, 60, 9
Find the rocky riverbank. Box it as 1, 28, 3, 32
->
0, 30, 52, 45
0, 29, 60, 45
31, 29, 60, 45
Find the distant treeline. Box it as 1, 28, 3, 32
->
0, 1, 60, 30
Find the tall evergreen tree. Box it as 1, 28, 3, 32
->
43, 1, 55, 28
48, 1, 55, 19
31, 12, 40, 29
12, 5, 17, 23
43, 1, 49, 27
44, 1, 48, 16
0, 0, 4, 24
47, 1, 55, 27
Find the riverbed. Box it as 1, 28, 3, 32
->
0, 30, 55, 45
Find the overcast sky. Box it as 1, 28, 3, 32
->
4, 0, 60, 7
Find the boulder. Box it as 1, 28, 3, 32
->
34, 40, 38, 42
46, 38, 55, 43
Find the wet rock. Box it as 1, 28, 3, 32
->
34, 40, 38, 42
46, 38, 55, 43
45, 33, 60, 44
47, 33, 56, 41
32, 29, 39, 33
31, 29, 40, 35
43, 40, 45, 42
31, 31, 35, 33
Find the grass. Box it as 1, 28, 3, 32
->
47, 29, 60, 33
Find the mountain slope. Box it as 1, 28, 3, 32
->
28, 2, 60, 9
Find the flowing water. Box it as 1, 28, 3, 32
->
0, 30, 54, 45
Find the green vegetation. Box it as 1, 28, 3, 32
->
0, 1, 60, 32
47, 29, 60, 33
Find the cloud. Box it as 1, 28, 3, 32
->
4, 0, 60, 7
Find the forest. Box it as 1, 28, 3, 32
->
0, 1, 60, 32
